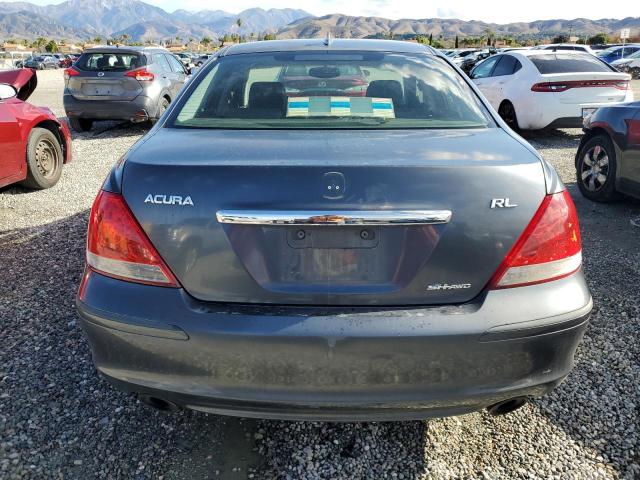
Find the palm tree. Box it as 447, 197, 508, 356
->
483, 28, 495, 47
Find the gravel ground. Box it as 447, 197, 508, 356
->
0, 70, 639, 479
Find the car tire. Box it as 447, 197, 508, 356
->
576, 134, 619, 202
150, 97, 170, 125
498, 101, 520, 131
631, 67, 640, 80
69, 118, 94, 132
20, 128, 64, 190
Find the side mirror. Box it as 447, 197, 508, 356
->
0, 84, 17, 100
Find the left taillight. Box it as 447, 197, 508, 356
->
64, 67, 79, 80
85, 190, 178, 287
124, 67, 155, 82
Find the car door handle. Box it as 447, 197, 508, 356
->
216, 210, 452, 226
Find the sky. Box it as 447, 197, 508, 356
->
9, 0, 640, 24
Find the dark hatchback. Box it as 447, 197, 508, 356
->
77, 39, 591, 421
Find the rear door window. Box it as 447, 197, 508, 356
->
471, 56, 500, 78
153, 54, 172, 72
76, 52, 143, 72
492, 55, 519, 76
166, 54, 185, 73
529, 53, 613, 74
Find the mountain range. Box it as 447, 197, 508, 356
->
0, 0, 638, 43
0, 0, 310, 41
278, 14, 640, 40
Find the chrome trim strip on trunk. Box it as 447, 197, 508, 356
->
216, 210, 452, 226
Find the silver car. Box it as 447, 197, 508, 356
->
63, 46, 189, 132
77, 39, 592, 421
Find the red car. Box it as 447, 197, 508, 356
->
0, 69, 71, 189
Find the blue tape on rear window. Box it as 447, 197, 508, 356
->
287, 96, 395, 118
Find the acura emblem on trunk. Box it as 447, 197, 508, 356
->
323, 172, 346, 200
144, 194, 194, 206
97, 72, 105, 77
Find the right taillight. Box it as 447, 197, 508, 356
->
86, 190, 178, 287
489, 190, 582, 289
124, 67, 155, 82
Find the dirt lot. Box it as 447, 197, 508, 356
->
1, 70, 639, 479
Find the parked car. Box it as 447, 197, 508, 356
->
589, 44, 624, 52
193, 54, 213, 66
459, 50, 493, 74
277, 63, 369, 96
535, 44, 596, 55
174, 52, 193, 67
611, 50, 640, 78
597, 45, 640, 64
63, 46, 189, 132
23, 55, 59, 70
470, 50, 633, 130
449, 49, 481, 65
58, 54, 79, 68
0, 69, 71, 189
77, 39, 591, 421
576, 102, 640, 201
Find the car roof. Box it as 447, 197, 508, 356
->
221, 38, 437, 56
508, 49, 591, 57
82, 46, 169, 54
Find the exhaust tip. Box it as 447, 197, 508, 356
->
487, 397, 527, 416
137, 394, 181, 412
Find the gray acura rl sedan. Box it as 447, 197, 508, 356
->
77, 39, 592, 421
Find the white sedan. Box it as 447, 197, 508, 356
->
469, 50, 633, 130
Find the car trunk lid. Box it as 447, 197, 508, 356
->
122, 128, 546, 306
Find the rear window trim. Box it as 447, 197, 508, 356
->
163, 50, 498, 130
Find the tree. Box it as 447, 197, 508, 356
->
31, 37, 47, 51
93, 36, 103, 44
263, 33, 276, 41
552, 34, 569, 44
455, 35, 459, 48
201, 36, 212, 48
587, 33, 609, 45
483, 28, 495, 47
44, 40, 58, 53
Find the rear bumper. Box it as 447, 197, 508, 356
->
63, 94, 157, 121
77, 270, 592, 421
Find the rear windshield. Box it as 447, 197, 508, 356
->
529, 53, 613, 74
76, 52, 145, 72
169, 51, 491, 130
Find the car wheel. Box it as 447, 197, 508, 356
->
576, 134, 618, 202
20, 128, 63, 190
631, 67, 640, 80
498, 101, 520, 131
150, 97, 170, 125
69, 118, 94, 132
38, 64, 44, 70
